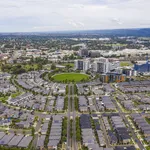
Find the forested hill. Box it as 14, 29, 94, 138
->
0, 28, 150, 37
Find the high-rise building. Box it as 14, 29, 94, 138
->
109, 61, 120, 71
75, 57, 120, 73
93, 62, 105, 73
93, 57, 120, 73
89, 51, 100, 58
93, 58, 109, 73
83, 60, 90, 71
74, 60, 84, 70
75, 59, 90, 71
79, 48, 89, 57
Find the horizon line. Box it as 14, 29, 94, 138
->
0, 27, 149, 34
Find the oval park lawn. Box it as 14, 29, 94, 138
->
52, 73, 90, 82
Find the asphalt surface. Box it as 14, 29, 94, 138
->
67, 84, 71, 150
31, 118, 42, 149
71, 84, 77, 150
67, 84, 77, 150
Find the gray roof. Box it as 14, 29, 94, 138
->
50, 129, 62, 133
18, 136, 33, 148
49, 135, 61, 140
51, 126, 62, 129
41, 122, 49, 130
0, 132, 5, 140
8, 134, 24, 146
37, 135, 45, 147
50, 132, 61, 136
87, 144, 101, 150
0, 133, 15, 145
48, 139, 59, 147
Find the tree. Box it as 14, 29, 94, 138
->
66, 64, 71, 70
32, 127, 35, 136
37, 64, 42, 70
51, 63, 56, 70
23, 130, 26, 135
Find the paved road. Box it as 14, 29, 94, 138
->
11, 76, 26, 93
71, 84, 77, 150
31, 118, 42, 149
67, 84, 71, 150
112, 98, 145, 150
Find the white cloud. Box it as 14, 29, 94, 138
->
0, 0, 150, 32
111, 18, 123, 25
68, 20, 85, 28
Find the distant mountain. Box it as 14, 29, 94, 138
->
62, 28, 150, 37
0, 28, 150, 37
80, 28, 150, 37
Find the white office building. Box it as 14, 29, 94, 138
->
83, 60, 90, 71
109, 61, 120, 71
74, 60, 84, 70
93, 57, 120, 73
75, 57, 120, 73
93, 58, 109, 73
75, 59, 90, 71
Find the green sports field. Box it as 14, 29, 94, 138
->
52, 73, 89, 82
120, 61, 133, 67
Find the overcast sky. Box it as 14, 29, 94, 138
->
0, 0, 150, 32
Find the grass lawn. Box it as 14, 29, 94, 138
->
61, 63, 74, 68
102, 43, 127, 46
146, 146, 150, 150
133, 100, 141, 107
52, 73, 89, 82
145, 117, 150, 124
24, 64, 39, 71
120, 61, 133, 67
0, 62, 2, 71
43, 64, 51, 70
0, 96, 9, 102
11, 92, 22, 98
